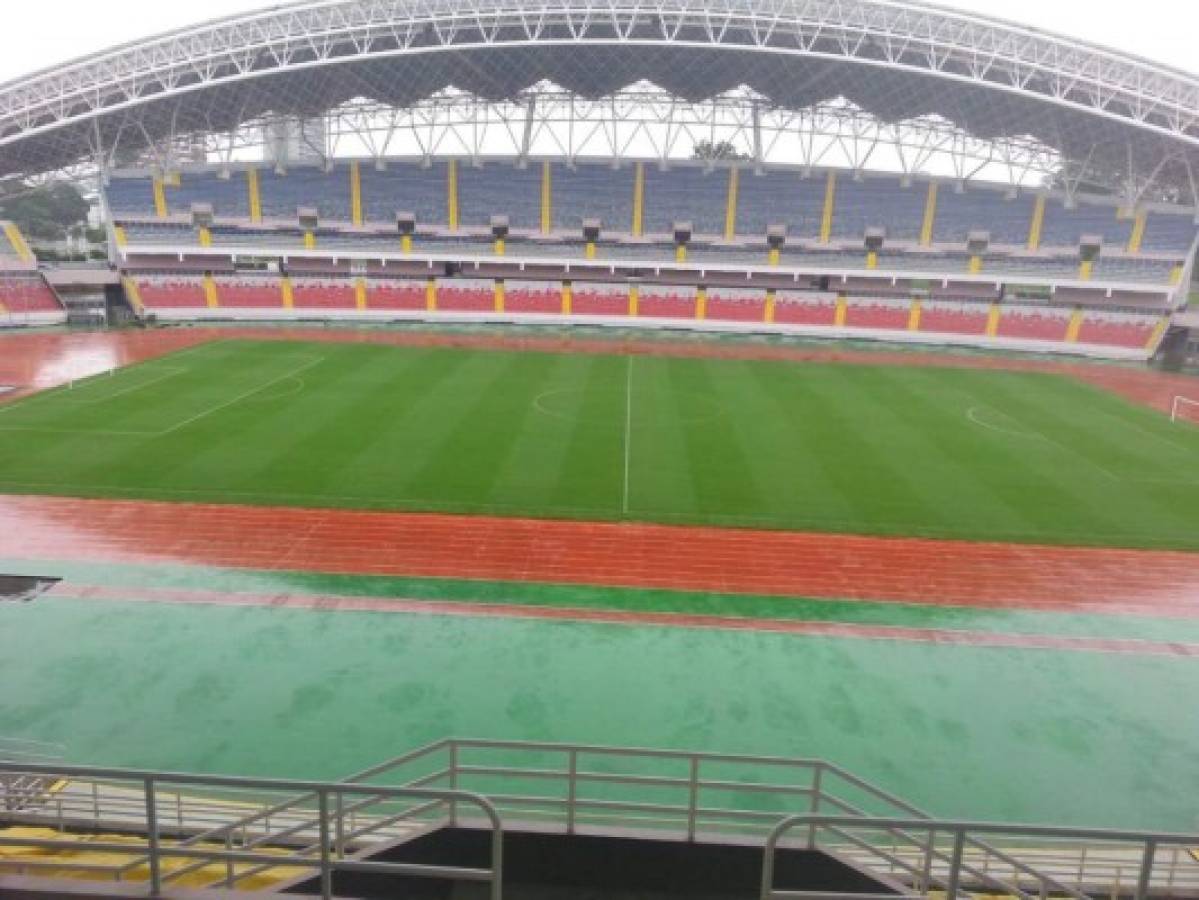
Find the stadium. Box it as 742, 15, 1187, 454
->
0, 0, 1197, 896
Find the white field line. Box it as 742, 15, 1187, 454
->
966, 404, 1120, 482
622, 355, 634, 515
156, 356, 325, 435
59, 367, 188, 405
0, 355, 324, 438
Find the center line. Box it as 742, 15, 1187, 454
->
622, 355, 634, 515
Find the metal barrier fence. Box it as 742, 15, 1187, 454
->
2, 740, 1198, 899
761, 814, 1199, 900
0, 761, 503, 899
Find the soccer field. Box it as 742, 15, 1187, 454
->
0, 338, 1195, 549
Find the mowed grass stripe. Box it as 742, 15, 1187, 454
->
0, 339, 1195, 549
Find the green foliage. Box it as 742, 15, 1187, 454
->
691, 140, 751, 161
0, 181, 91, 241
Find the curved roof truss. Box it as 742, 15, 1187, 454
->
0, 0, 1196, 198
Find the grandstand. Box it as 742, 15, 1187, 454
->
0, 0, 1198, 898
108, 159, 1191, 359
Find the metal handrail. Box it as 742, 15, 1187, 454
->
0, 762, 503, 900
761, 815, 1199, 900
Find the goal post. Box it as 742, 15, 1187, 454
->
1170, 396, 1199, 424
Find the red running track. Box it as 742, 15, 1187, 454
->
3, 495, 1198, 617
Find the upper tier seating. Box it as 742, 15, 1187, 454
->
643, 167, 728, 237
833, 178, 925, 242
459, 162, 541, 230
552, 165, 634, 233
935, 188, 1036, 246
361, 161, 449, 228
170, 172, 249, 219
260, 167, 352, 222
108, 163, 1198, 281
1040, 200, 1133, 249
736, 171, 827, 240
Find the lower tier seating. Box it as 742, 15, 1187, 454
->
127, 274, 1169, 357
0, 275, 64, 313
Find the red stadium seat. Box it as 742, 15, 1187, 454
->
506, 285, 562, 314
920, 302, 990, 336
996, 309, 1070, 342
639, 291, 696, 319
572, 287, 628, 317
367, 281, 426, 310
706, 293, 766, 323
773, 296, 837, 326
213, 278, 282, 308
136, 278, 206, 309
292, 281, 356, 310
1077, 314, 1157, 349
844, 300, 909, 330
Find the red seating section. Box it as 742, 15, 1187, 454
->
572, 287, 628, 317
997, 310, 1069, 342
1077, 316, 1157, 349
213, 279, 281, 308
293, 282, 356, 310
506, 286, 562, 314
136, 278, 206, 309
845, 301, 909, 330
920, 303, 989, 336
0, 277, 63, 313
706, 294, 766, 323
774, 297, 837, 326
367, 282, 426, 310
438, 285, 494, 312
639, 292, 695, 319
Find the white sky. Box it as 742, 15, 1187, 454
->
0, 0, 1195, 82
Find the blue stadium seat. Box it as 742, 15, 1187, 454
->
459, 162, 542, 230
360, 161, 448, 228
107, 176, 158, 216
736, 171, 826, 240
832, 177, 924, 242
551, 164, 635, 233
258, 165, 352, 222
643, 166, 728, 236
1139, 212, 1198, 254
166, 171, 249, 218
934, 187, 1035, 246
1039, 199, 1133, 249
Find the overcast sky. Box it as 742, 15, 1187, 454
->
0, 0, 1195, 82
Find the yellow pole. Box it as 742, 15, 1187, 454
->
247, 168, 262, 224
628, 284, 639, 317
541, 162, 553, 235
447, 160, 459, 231
919, 182, 938, 247
820, 171, 837, 244
562, 281, 572, 315
1028, 195, 1046, 251
426, 277, 438, 312
764, 290, 776, 324
724, 168, 740, 240
350, 161, 364, 227
696, 287, 707, 320
494, 280, 505, 313
907, 298, 922, 332
632, 163, 645, 237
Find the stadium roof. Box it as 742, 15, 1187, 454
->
2, 0, 1198, 198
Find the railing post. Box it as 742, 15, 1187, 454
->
686, 756, 700, 842
1135, 838, 1157, 900
944, 828, 966, 900
567, 749, 578, 835
317, 789, 332, 900
921, 827, 935, 893
808, 764, 823, 849
448, 741, 459, 827
335, 791, 345, 859
489, 807, 504, 900
143, 777, 162, 897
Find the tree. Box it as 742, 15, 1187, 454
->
692, 140, 752, 162
0, 181, 91, 242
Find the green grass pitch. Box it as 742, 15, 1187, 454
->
0, 338, 1195, 549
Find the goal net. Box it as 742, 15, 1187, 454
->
1171, 396, 1199, 425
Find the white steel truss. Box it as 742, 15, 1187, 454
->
0, 0, 1195, 199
